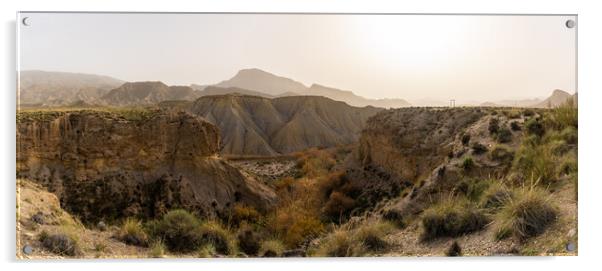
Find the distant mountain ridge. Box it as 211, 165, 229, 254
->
215, 68, 411, 108
19, 70, 124, 106
532, 89, 575, 108
215, 68, 307, 96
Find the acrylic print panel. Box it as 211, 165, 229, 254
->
16, 13, 577, 258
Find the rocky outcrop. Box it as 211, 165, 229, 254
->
16, 109, 276, 223
358, 108, 484, 183
101, 82, 200, 106
187, 94, 382, 156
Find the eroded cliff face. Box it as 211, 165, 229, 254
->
357, 107, 522, 216
17, 110, 276, 223
358, 108, 485, 183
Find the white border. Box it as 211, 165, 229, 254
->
2, 1, 601, 271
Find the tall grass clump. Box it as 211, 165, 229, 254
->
545, 97, 577, 131
146, 209, 203, 253
313, 221, 394, 257
493, 186, 557, 241
420, 197, 488, 241
117, 218, 148, 246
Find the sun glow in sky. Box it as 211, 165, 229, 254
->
18, 13, 576, 102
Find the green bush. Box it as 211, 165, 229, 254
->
471, 142, 488, 155
488, 118, 500, 134
494, 187, 557, 240
496, 127, 513, 143
510, 121, 522, 131
118, 218, 148, 247
546, 97, 577, 131
480, 182, 513, 210
148, 209, 203, 252
198, 221, 236, 255
489, 145, 514, 165
525, 118, 545, 137
513, 145, 556, 185
560, 126, 578, 145
461, 157, 475, 171
38, 231, 80, 256
314, 221, 394, 256
421, 198, 488, 241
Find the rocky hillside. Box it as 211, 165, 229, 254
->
16, 109, 276, 223
186, 94, 382, 156
358, 108, 485, 183
19, 70, 124, 107
533, 89, 576, 108
100, 82, 200, 106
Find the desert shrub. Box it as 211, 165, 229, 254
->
269, 205, 325, 248
421, 198, 489, 241
523, 109, 535, 117
197, 244, 217, 258
322, 191, 356, 222
549, 139, 571, 156
454, 178, 490, 202
148, 240, 166, 258
313, 221, 393, 257
461, 157, 475, 171
317, 171, 347, 199
560, 126, 578, 145
259, 240, 285, 257
525, 118, 545, 137
471, 142, 488, 155
546, 97, 577, 131
354, 221, 394, 252
446, 241, 462, 256
296, 149, 336, 178
228, 204, 261, 226
510, 121, 522, 131
38, 231, 80, 256
198, 220, 236, 255
494, 187, 557, 241
489, 145, 514, 165
513, 145, 556, 185
461, 133, 471, 146
314, 228, 357, 257
488, 118, 500, 134
118, 218, 148, 246
496, 127, 513, 143
480, 182, 513, 210
148, 209, 203, 252
559, 153, 578, 176
237, 226, 261, 256
382, 208, 405, 228
274, 176, 295, 193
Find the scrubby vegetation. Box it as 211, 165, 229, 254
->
117, 218, 148, 246
494, 187, 557, 241
19, 104, 576, 258
312, 221, 394, 256
38, 230, 80, 256
420, 197, 489, 241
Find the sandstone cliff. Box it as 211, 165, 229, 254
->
17, 109, 276, 223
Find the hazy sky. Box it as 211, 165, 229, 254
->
18, 13, 576, 102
